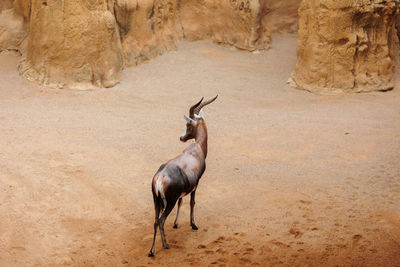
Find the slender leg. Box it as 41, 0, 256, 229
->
148, 196, 161, 257
159, 198, 177, 249
190, 191, 198, 230
173, 198, 182, 229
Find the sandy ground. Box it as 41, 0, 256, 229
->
0, 35, 399, 266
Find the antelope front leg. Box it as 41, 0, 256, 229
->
173, 198, 182, 229
190, 191, 198, 230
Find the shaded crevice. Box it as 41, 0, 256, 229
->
176, 0, 186, 39
352, 35, 359, 89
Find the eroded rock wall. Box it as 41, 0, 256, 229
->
115, 0, 179, 66
2, 0, 301, 89
292, 0, 398, 94
13, 0, 31, 21
0, 0, 27, 52
0, 0, 13, 12
259, 0, 301, 35
18, 0, 123, 89
179, 0, 269, 51
12, 0, 181, 88
178, 0, 301, 51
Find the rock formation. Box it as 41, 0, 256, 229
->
115, 0, 179, 67
179, 0, 301, 51
1, 0, 299, 90
16, 0, 123, 89
179, 0, 269, 51
2, 0, 398, 93
0, 0, 27, 52
0, 0, 13, 12
258, 0, 301, 34
291, 0, 398, 94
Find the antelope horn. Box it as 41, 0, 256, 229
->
193, 95, 218, 115
189, 97, 204, 118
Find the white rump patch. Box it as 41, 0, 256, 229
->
155, 178, 164, 198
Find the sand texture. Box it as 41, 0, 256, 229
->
0, 36, 400, 266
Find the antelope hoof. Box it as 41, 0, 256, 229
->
173, 224, 178, 229
191, 224, 199, 230
148, 251, 154, 257
163, 243, 170, 249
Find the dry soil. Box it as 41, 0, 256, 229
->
0, 35, 399, 266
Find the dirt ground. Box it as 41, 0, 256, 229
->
0, 35, 399, 266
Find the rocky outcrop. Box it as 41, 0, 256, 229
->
179, 0, 269, 51
396, 7, 400, 43
115, 0, 179, 66
0, 8, 27, 52
17, 0, 123, 89
12, 0, 181, 89
13, 0, 31, 21
291, 0, 398, 94
3, 0, 301, 89
0, 0, 13, 12
178, 0, 301, 51
259, 0, 301, 35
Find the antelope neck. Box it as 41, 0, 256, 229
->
195, 121, 208, 157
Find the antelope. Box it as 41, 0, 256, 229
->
148, 95, 218, 257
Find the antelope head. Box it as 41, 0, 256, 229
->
180, 95, 218, 142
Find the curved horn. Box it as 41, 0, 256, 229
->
193, 95, 218, 115
189, 97, 204, 118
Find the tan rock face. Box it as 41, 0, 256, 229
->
0, 0, 13, 12
4, 0, 301, 89
0, 8, 27, 52
13, 0, 181, 88
396, 6, 400, 43
292, 0, 398, 94
13, 0, 31, 21
179, 0, 269, 51
17, 0, 123, 90
115, 0, 179, 66
259, 0, 301, 35
179, 0, 301, 51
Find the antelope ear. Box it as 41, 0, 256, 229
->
184, 115, 197, 125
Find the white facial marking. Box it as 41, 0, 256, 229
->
184, 115, 191, 123
180, 129, 187, 139
184, 115, 197, 125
